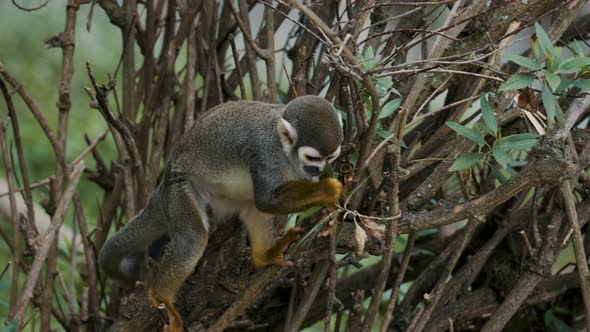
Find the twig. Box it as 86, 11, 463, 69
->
73, 194, 100, 331
481, 212, 564, 332
412, 74, 454, 122
560, 181, 590, 331
86, 62, 147, 207
264, 0, 277, 101
208, 267, 287, 332
0, 63, 66, 167
325, 223, 338, 332
9, 162, 85, 326
0, 178, 52, 198
229, 34, 247, 98
0, 118, 20, 312
183, 24, 196, 131
361, 109, 407, 331
369, 0, 457, 8
228, 1, 269, 60
379, 233, 416, 332
411, 223, 477, 331
0, 75, 38, 238
70, 129, 109, 167
286, 263, 329, 332
236, 0, 262, 99
11, 0, 48, 11
283, 64, 297, 97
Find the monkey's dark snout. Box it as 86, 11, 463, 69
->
304, 165, 321, 176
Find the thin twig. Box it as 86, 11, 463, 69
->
86, 62, 147, 207
412, 223, 477, 332
325, 222, 338, 332
0, 63, 66, 167
0, 119, 20, 312
560, 181, 590, 331
361, 109, 407, 331
286, 263, 329, 332
379, 233, 416, 332
0, 75, 38, 238
230, 34, 247, 98
9, 162, 85, 326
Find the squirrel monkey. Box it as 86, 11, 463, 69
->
99, 95, 343, 331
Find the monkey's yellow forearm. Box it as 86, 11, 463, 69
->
259, 178, 342, 214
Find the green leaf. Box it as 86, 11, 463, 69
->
535, 22, 555, 57
492, 144, 510, 169
491, 167, 509, 184
2, 321, 18, 332
556, 57, 590, 74
499, 133, 539, 150
379, 98, 401, 119
375, 77, 393, 89
479, 94, 497, 135
544, 71, 561, 92
541, 84, 556, 125
499, 73, 535, 91
573, 41, 585, 57
446, 122, 486, 146
507, 54, 542, 70
476, 122, 496, 137
501, 133, 540, 141
361, 46, 376, 69
573, 79, 590, 90
377, 130, 393, 139
531, 38, 542, 63
375, 77, 393, 95
449, 152, 480, 171
502, 139, 538, 150
499, 133, 540, 150
555, 78, 571, 95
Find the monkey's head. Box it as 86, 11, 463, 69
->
278, 96, 343, 180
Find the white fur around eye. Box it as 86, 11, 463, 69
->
327, 146, 341, 162
298, 146, 323, 165
278, 117, 298, 153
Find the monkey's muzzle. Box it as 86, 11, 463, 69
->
303, 165, 321, 177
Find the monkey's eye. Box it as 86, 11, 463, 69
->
304, 155, 322, 162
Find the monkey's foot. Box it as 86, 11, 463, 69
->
148, 289, 184, 332
252, 227, 304, 268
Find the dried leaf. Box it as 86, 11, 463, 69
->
353, 221, 368, 256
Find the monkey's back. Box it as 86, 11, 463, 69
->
169, 100, 288, 203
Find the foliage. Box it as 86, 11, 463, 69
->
446, 94, 539, 172
501, 23, 590, 124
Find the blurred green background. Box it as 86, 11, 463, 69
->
0, 1, 122, 324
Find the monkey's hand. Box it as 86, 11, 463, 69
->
252, 227, 304, 268
257, 178, 342, 214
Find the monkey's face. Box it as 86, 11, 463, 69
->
296, 145, 341, 180
278, 116, 342, 181
278, 96, 344, 180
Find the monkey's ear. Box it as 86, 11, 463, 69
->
278, 117, 298, 153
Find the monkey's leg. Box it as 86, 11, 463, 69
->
99, 191, 167, 281
240, 206, 303, 268
148, 182, 208, 332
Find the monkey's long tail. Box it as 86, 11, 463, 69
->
98, 189, 168, 281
